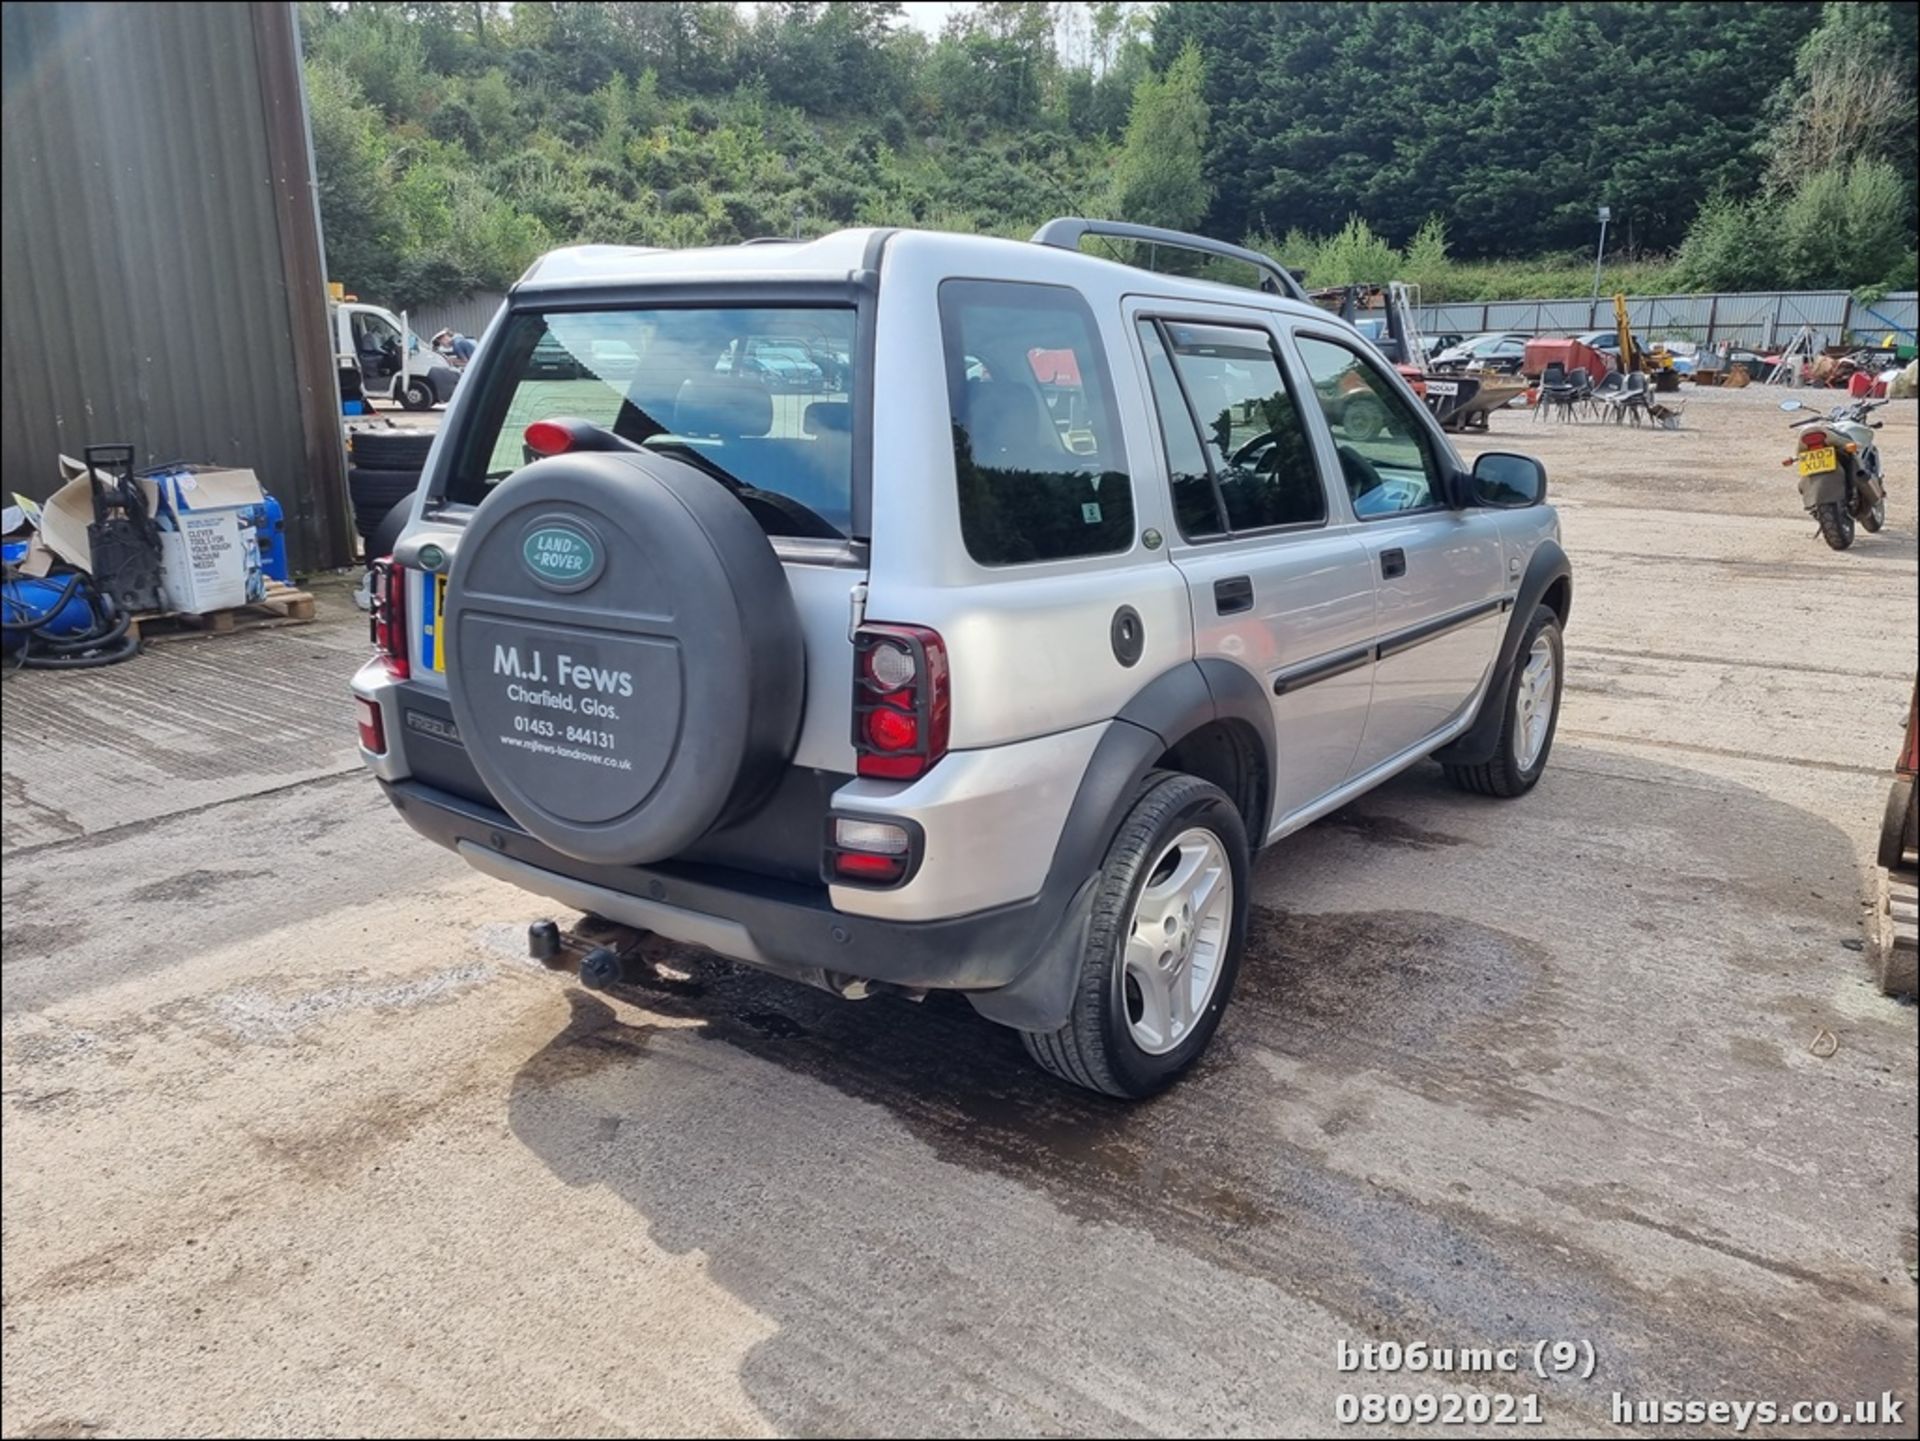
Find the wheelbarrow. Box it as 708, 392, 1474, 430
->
1420, 371, 1528, 432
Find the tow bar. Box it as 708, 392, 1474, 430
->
527, 915, 652, 991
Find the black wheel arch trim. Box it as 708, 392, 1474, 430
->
971, 660, 1276, 1030
1433, 540, 1572, 767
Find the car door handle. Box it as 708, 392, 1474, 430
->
1213, 576, 1254, 615
1380, 548, 1407, 579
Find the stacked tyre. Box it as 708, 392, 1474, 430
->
348, 428, 434, 554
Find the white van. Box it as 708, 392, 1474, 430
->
331, 297, 461, 411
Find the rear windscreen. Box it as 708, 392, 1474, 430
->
443, 306, 857, 536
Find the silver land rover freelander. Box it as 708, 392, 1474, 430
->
352, 219, 1571, 1098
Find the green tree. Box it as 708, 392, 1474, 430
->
1154, 1, 1821, 256
1764, 0, 1919, 188
306, 62, 404, 296
1110, 43, 1211, 231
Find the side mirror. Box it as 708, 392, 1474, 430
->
1468, 452, 1547, 508
1779, 399, 1805, 413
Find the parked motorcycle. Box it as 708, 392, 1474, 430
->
1780, 397, 1889, 550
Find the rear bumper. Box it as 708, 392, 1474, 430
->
382, 777, 1084, 997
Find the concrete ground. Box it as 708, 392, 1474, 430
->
3, 385, 1915, 1438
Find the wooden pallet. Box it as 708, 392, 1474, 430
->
130, 581, 317, 644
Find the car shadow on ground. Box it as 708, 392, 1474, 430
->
503, 747, 1915, 1434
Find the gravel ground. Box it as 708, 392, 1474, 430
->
2, 382, 1915, 1438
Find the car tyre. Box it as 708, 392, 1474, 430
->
350, 428, 435, 470
367, 495, 413, 561
1343, 395, 1387, 443
399, 376, 435, 411
349, 466, 421, 537
1443, 604, 1563, 799
1021, 772, 1250, 1099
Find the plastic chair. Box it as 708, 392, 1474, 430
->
1587, 370, 1626, 420
1609, 371, 1651, 426
1535, 361, 1582, 422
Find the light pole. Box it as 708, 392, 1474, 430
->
1590, 204, 1611, 304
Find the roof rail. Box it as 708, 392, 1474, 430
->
1031, 218, 1308, 302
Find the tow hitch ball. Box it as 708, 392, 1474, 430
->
577, 947, 629, 991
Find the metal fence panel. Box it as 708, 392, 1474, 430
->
1414, 288, 1918, 351
1423, 304, 1491, 335
1855, 292, 1917, 343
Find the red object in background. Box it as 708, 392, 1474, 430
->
1524, 338, 1610, 386
1848, 369, 1875, 399
1395, 363, 1427, 399
1028, 347, 1082, 385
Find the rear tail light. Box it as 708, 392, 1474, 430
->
1798, 429, 1828, 450
852, 624, 949, 780
356, 696, 387, 754
369, 557, 410, 680
825, 815, 918, 887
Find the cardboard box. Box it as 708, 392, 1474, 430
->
30, 459, 267, 610
158, 509, 248, 613
35, 456, 163, 574
151, 467, 267, 605
151, 466, 266, 516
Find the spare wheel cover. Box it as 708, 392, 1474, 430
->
442, 451, 804, 865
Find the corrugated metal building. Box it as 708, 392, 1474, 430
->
409, 291, 508, 349
1, 0, 352, 572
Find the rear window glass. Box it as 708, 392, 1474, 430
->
939, 279, 1132, 566
444, 307, 856, 536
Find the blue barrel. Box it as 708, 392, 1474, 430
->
248, 492, 290, 582
2, 575, 94, 648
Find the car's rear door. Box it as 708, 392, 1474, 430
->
1127, 301, 1379, 831
1287, 326, 1507, 775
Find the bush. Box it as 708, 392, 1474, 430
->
1310, 216, 1398, 287
663, 183, 705, 216
1675, 158, 1912, 291
1400, 217, 1451, 299
1671, 194, 1775, 291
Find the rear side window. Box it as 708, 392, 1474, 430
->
1140, 318, 1325, 538
443, 306, 856, 536
939, 280, 1132, 566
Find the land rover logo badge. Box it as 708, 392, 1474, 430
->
520, 519, 603, 591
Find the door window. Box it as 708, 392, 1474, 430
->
939, 280, 1132, 566
1295, 335, 1444, 518
1138, 318, 1326, 538
352, 311, 399, 354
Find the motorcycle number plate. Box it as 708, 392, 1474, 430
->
1796, 447, 1837, 476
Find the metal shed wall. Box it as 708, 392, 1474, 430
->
409, 291, 508, 348
1, 1, 352, 572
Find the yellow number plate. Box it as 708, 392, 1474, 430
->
1796, 446, 1837, 476
423, 571, 448, 672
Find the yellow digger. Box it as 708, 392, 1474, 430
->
1613, 293, 1681, 392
